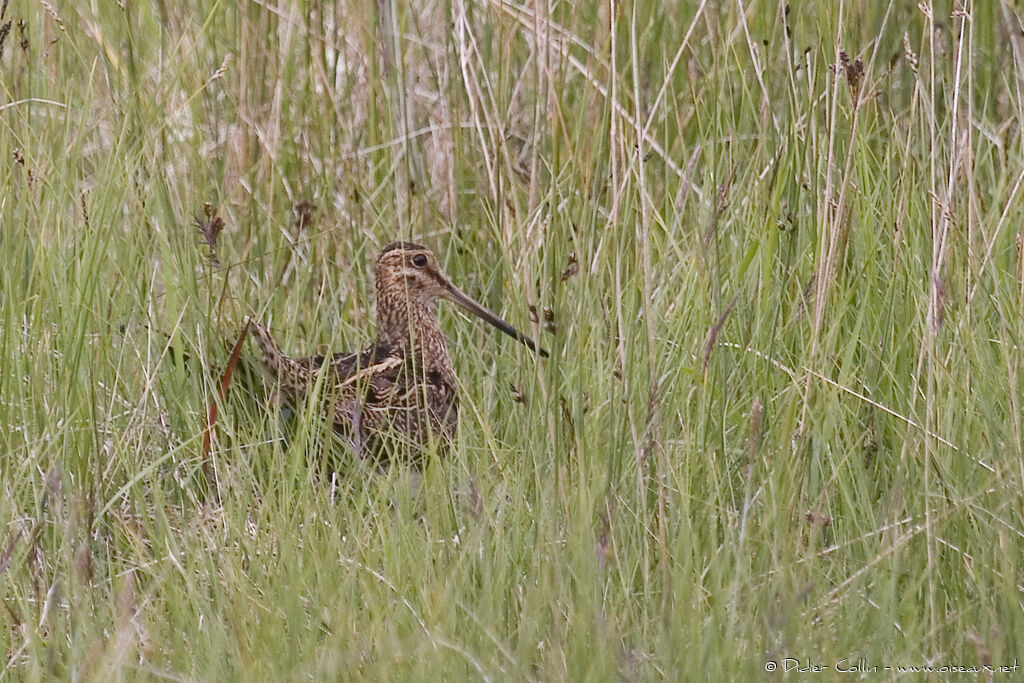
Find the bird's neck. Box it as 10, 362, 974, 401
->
375, 290, 453, 377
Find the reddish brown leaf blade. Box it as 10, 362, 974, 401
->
202, 323, 250, 469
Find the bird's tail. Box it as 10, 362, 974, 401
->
246, 318, 319, 394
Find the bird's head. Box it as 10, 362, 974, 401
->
375, 242, 548, 357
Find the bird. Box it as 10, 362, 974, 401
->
247, 241, 547, 459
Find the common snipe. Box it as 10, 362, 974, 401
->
248, 242, 546, 457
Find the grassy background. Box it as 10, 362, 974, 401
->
2, 0, 1023, 678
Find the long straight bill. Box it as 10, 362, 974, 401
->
444, 283, 549, 357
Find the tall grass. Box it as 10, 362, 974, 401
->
2, 0, 1022, 678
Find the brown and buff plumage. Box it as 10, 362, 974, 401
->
248, 242, 546, 458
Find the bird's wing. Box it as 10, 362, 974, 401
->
247, 319, 355, 394
248, 319, 401, 396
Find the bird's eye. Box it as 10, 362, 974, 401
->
412, 253, 428, 268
